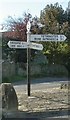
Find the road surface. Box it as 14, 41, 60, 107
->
3, 77, 70, 119
13, 77, 69, 93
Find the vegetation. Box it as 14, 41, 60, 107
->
2, 75, 27, 83
40, 3, 70, 76
2, 2, 70, 79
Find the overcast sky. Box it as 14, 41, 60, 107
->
0, 0, 69, 25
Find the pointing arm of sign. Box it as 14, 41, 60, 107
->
7, 41, 28, 49
29, 42, 43, 50
8, 41, 43, 50
30, 34, 67, 41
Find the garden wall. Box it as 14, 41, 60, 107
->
2, 61, 68, 79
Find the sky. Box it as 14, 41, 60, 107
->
0, 0, 69, 25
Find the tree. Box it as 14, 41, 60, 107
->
2, 13, 31, 63
40, 2, 70, 75
2, 3, 70, 76
2, 13, 41, 63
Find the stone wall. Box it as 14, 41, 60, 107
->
2, 61, 15, 77
2, 58, 68, 78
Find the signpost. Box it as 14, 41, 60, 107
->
30, 34, 67, 42
8, 41, 28, 49
8, 41, 43, 50
29, 42, 43, 50
27, 21, 31, 96
8, 20, 67, 97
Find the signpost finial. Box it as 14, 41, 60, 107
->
27, 21, 31, 33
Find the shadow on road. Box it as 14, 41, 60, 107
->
13, 77, 69, 86
2, 108, 70, 120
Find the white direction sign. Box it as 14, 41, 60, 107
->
8, 41, 43, 50
29, 42, 43, 50
30, 34, 67, 42
8, 41, 28, 49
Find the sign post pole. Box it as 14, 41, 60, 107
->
26, 21, 31, 96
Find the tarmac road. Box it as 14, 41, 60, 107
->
2, 77, 69, 119
13, 77, 69, 93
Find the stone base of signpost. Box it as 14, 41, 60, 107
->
1, 83, 18, 111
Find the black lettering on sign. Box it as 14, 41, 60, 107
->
17, 45, 22, 47
11, 45, 15, 47
10, 41, 21, 44
35, 45, 38, 47
34, 38, 41, 40
60, 36, 63, 40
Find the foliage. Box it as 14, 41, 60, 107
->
2, 75, 26, 83
2, 2, 70, 75
39, 2, 70, 75
2, 13, 35, 63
